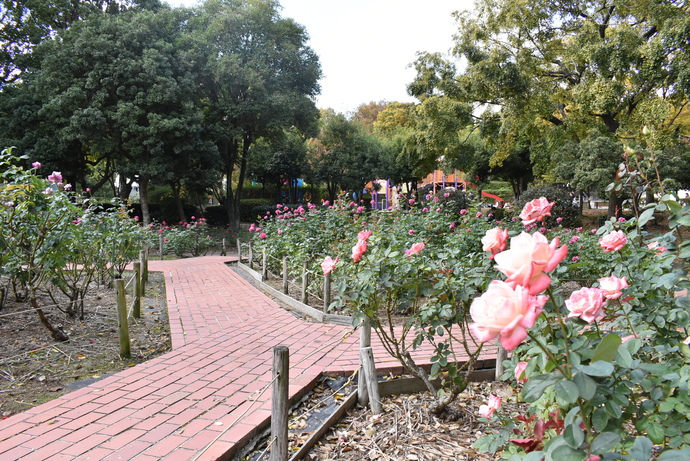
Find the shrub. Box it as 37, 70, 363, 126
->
240, 198, 273, 222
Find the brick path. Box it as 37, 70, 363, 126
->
0, 256, 495, 460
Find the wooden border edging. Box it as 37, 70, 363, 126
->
287, 370, 496, 460
235, 262, 352, 326
288, 390, 359, 461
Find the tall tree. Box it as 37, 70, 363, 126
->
0, 0, 161, 87
190, 0, 321, 228
3, 6, 217, 224
308, 109, 382, 202
411, 0, 690, 216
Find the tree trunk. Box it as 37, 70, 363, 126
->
607, 193, 623, 219
171, 181, 187, 223
30, 295, 69, 342
139, 175, 151, 226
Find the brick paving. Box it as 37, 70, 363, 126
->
0, 255, 495, 460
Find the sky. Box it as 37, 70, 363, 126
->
165, 0, 475, 115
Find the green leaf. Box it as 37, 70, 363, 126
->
629, 436, 653, 461
638, 207, 656, 227
556, 380, 580, 404
564, 423, 585, 449
658, 448, 690, 460
647, 422, 666, 444
523, 376, 556, 403
550, 444, 586, 461
591, 432, 621, 453
579, 361, 614, 377
573, 372, 597, 400
592, 407, 609, 432
592, 334, 622, 363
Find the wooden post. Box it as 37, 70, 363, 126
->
159, 233, 164, 260
262, 249, 268, 281
282, 256, 289, 295
361, 346, 382, 414
115, 279, 131, 359
301, 260, 308, 305
271, 346, 289, 461
237, 238, 242, 262
132, 262, 141, 319
323, 272, 331, 313
248, 240, 254, 269
221, 238, 227, 256
358, 319, 371, 406
495, 342, 507, 380
139, 250, 147, 295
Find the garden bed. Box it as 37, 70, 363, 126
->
0, 273, 171, 418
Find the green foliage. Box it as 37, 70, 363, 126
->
146, 217, 215, 258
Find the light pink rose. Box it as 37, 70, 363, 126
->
405, 242, 425, 256
482, 227, 509, 259
358, 230, 372, 241
514, 361, 529, 383
493, 232, 568, 295
519, 197, 554, 226
32, 161, 41, 168
647, 241, 667, 254
321, 256, 338, 275
352, 239, 368, 262
469, 281, 547, 351
599, 230, 627, 252
598, 274, 628, 300
566, 287, 605, 323
478, 394, 502, 418
47, 171, 63, 184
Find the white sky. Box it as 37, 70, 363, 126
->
166, 0, 475, 115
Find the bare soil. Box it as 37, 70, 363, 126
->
0, 273, 171, 419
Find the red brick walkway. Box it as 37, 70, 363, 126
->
0, 256, 495, 460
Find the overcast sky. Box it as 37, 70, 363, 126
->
166, 0, 474, 115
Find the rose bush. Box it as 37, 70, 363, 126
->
473, 195, 690, 460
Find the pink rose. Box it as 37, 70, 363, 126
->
476, 211, 483, 218
259, 233, 267, 239
358, 230, 372, 241
478, 394, 502, 418
599, 230, 627, 252
519, 197, 554, 226
566, 287, 605, 323
47, 171, 63, 184
493, 232, 568, 295
352, 239, 368, 262
32, 161, 41, 168
321, 256, 338, 275
449, 222, 456, 230
460, 209, 467, 215
408, 229, 415, 235
598, 274, 628, 300
405, 242, 425, 256
482, 227, 509, 259
469, 281, 547, 351
647, 241, 667, 254
514, 361, 529, 383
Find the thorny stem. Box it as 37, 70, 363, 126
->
527, 331, 571, 380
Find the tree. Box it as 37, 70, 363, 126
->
1, 6, 217, 224
307, 109, 382, 203
0, 0, 161, 87
190, 0, 321, 228
411, 0, 690, 216
248, 130, 308, 203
